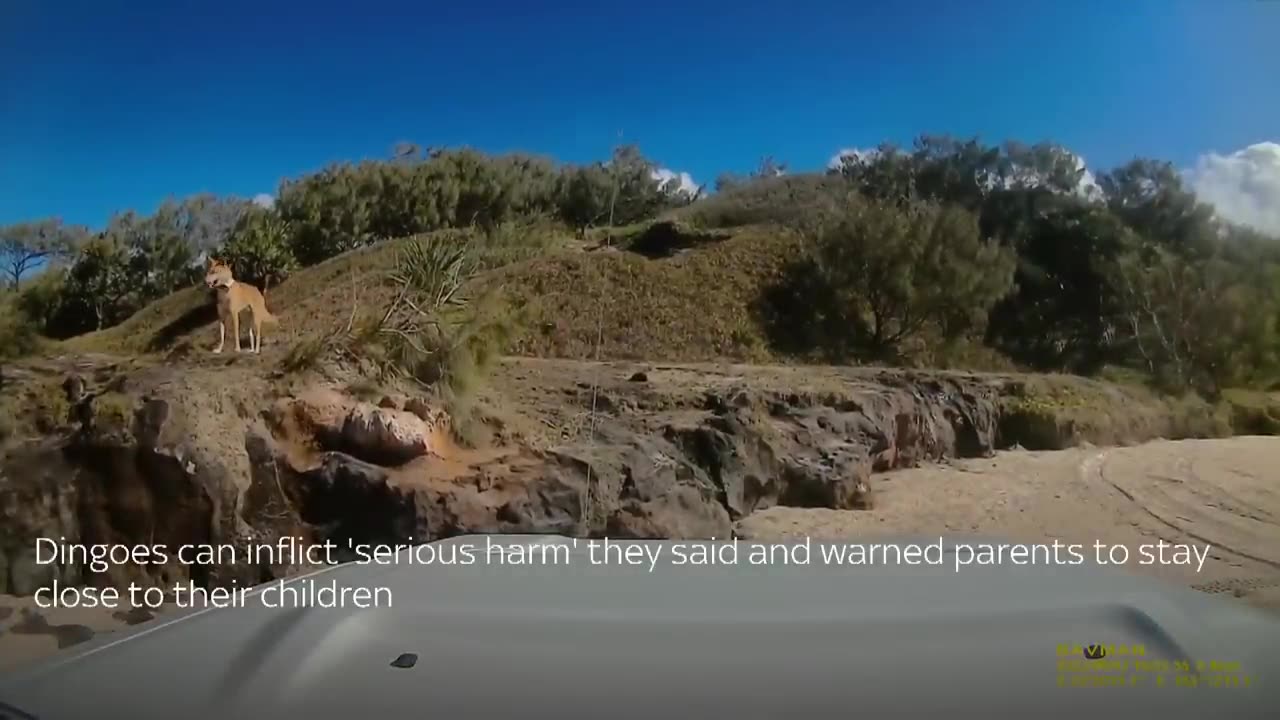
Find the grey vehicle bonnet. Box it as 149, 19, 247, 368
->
2, 534, 1278, 719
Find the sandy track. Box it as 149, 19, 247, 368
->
738, 436, 1280, 609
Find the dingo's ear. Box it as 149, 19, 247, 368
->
207, 257, 217, 268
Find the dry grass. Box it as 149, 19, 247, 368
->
30, 217, 1280, 446
1220, 388, 1280, 435
50, 221, 801, 366
61, 285, 209, 355
91, 392, 134, 432
491, 224, 802, 362
997, 374, 1233, 450
0, 290, 45, 360
49, 224, 525, 354
0, 376, 71, 444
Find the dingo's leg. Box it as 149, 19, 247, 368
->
232, 311, 242, 352
248, 327, 256, 353
213, 321, 225, 354
253, 314, 263, 353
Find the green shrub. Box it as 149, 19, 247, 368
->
216, 208, 299, 290
285, 233, 519, 432
759, 196, 1017, 363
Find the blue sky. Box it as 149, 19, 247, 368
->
2, 0, 1277, 231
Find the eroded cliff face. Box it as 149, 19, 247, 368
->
0, 356, 1219, 597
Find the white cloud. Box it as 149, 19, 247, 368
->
252, 193, 275, 208
651, 168, 700, 198
1185, 142, 1280, 236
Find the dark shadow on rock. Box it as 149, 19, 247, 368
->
10, 609, 97, 649
112, 606, 155, 626
291, 452, 422, 557
624, 221, 731, 259
146, 295, 219, 352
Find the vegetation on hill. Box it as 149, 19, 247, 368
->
3, 134, 1279, 414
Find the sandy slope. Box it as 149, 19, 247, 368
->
4, 436, 1279, 674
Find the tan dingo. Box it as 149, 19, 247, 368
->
204, 258, 279, 354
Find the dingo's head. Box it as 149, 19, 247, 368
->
205, 258, 234, 289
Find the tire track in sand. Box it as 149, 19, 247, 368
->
1079, 445, 1280, 571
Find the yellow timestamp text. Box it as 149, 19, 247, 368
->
1056, 674, 1253, 689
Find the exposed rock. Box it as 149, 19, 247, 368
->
10, 608, 96, 649
0, 356, 1173, 603
0, 441, 83, 592
284, 450, 581, 553
8, 548, 59, 596
284, 387, 351, 440
340, 405, 434, 465
112, 606, 155, 625
277, 388, 438, 466
62, 374, 86, 403
1, 366, 294, 596
546, 429, 733, 539
404, 397, 432, 421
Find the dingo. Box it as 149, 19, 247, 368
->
204, 258, 278, 354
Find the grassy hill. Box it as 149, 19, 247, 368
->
29, 216, 1280, 445
56, 220, 809, 364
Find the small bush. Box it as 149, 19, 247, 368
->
0, 297, 41, 360
673, 173, 851, 231
285, 233, 519, 432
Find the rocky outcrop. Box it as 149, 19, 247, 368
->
0, 360, 1070, 598
278, 388, 444, 466
660, 379, 999, 520
1, 402, 247, 594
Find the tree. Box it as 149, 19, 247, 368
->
217, 207, 298, 290
1108, 244, 1279, 396
166, 194, 250, 256
276, 162, 378, 264
908, 135, 1003, 211
833, 143, 920, 205
1098, 158, 1218, 256
0, 218, 87, 288
603, 145, 659, 223
985, 202, 1139, 372
16, 267, 67, 335
774, 197, 1016, 361
754, 156, 787, 178
558, 163, 615, 235
999, 141, 1092, 196
53, 236, 138, 334
101, 209, 197, 300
